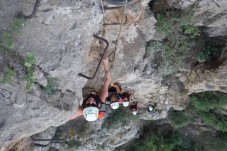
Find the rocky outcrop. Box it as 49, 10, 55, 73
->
0, 0, 153, 150
172, 0, 227, 95
0, 0, 227, 150
0, 0, 99, 149
168, 0, 227, 27
77, 120, 138, 151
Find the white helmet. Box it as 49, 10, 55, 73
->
110, 102, 119, 109
132, 110, 137, 115
83, 107, 99, 121
148, 106, 154, 112
123, 102, 129, 107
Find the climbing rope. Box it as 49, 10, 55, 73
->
94, 0, 128, 90
111, 0, 128, 72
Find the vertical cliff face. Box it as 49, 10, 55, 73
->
0, 0, 227, 150
166, 0, 227, 95
0, 0, 154, 149
0, 0, 102, 149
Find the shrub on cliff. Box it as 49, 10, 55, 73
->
190, 91, 227, 132
168, 109, 191, 129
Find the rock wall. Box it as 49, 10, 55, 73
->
0, 0, 153, 150
177, 0, 227, 94
0, 0, 102, 149
0, 0, 227, 150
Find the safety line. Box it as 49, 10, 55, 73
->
95, 0, 128, 90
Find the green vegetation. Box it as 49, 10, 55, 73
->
156, 10, 200, 38
24, 52, 36, 68
67, 139, 81, 148
168, 110, 191, 129
24, 52, 37, 91
133, 133, 199, 151
191, 91, 227, 111
68, 129, 76, 137
149, 9, 200, 74
190, 91, 227, 132
197, 45, 221, 62
121, 122, 202, 151
10, 18, 25, 34
0, 18, 24, 51
76, 123, 89, 137
42, 77, 58, 95
1, 69, 16, 83
199, 112, 227, 132
0, 18, 38, 92
168, 91, 227, 132
54, 125, 81, 149
182, 21, 200, 38
54, 127, 65, 139
103, 106, 138, 128
103, 106, 127, 128
0, 32, 14, 50
0, 20, 22, 85
156, 12, 172, 36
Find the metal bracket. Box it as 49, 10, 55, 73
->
78, 35, 109, 79
31, 136, 67, 147
19, 0, 41, 19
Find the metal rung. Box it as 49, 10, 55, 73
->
78, 35, 109, 80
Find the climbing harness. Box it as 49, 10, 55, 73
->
20, 0, 41, 19
78, 35, 109, 79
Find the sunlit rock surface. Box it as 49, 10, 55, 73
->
0, 0, 227, 150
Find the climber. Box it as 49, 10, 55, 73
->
70, 57, 112, 121
147, 103, 157, 113
121, 91, 132, 107
106, 83, 133, 109
107, 83, 122, 109
129, 101, 138, 115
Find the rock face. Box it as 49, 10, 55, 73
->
179, 0, 227, 94
0, 0, 153, 150
168, 0, 227, 27
77, 120, 139, 151
0, 0, 227, 150
0, 0, 100, 149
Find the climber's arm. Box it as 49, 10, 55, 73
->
99, 57, 112, 103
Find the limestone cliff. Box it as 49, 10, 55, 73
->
0, 0, 226, 151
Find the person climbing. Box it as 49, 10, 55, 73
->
121, 91, 132, 107
70, 57, 112, 121
129, 101, 138, 115
147, 103, 157, 113
107, 83, 122, 110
